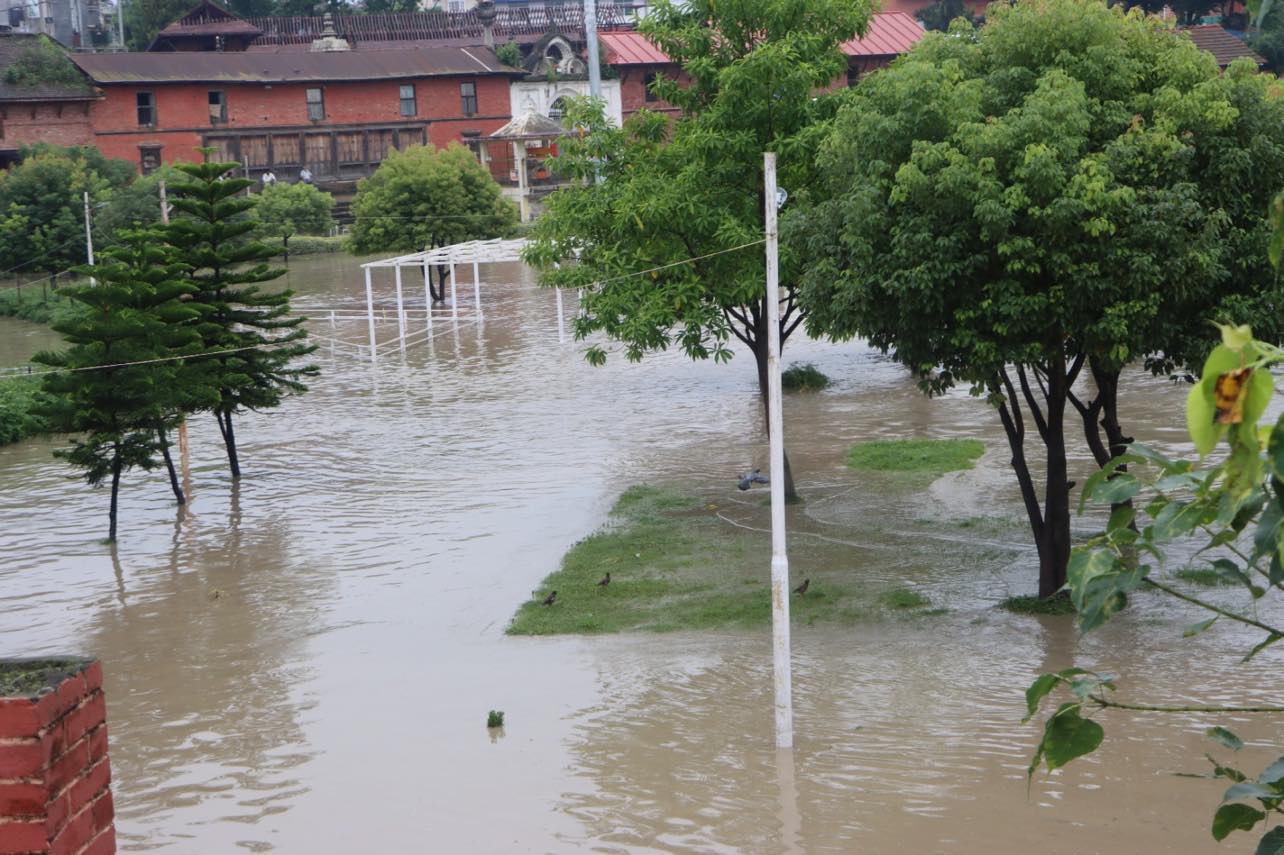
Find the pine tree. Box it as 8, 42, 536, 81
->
34, 229, 203, 540
164, 154, 318, 479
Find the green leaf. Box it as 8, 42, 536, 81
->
1213, 803, 1266, 841
1041, 704, 1104, 771
1092, 474, 1141, 506
1187, 381, 1221, 457
1107, 504, 1136, 533
1226, 781, 1282, 803
1184, 616, 1218, 638
1207, 726, 1244, 751
1269, 413, 1284, 481
1257, 757, 1284, 785
1241, 366, 1275, 432
1152, 500, 1205, 540
1024, 673, 1059, 722
1218, 323, 1254, 351
1254, 826, 1284, 855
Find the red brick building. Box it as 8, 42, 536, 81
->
70, 47, 519, 181
0, 33, 97, 166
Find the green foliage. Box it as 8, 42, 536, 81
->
845, 438, 984, 474
347, 143, 516, 255
262, 234, 346, 257
0, 155, 107, 275
124, 0, 194, 50
253, 181, 335, 240
32, 229, 202, 539
879, 587, 931, 610
780, 362, 829, 391
524, 0, 871, 371
0, 659, 86, 698
93, 165, 184, 246
164, 155, 318, 478
1000, 592, 1076, 615
486, 710, 504, 728
1025, 326, 1284, 852
0, 287, 84, 325
506, 485, 868, 635
495, 41, 523, 67
1174, 567, 1238, 587
0, 375, 50, 445
916, 0, 973, 31
2, 36, 84, 87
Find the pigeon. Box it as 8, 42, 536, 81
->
542, 590, 557, 606
793, 578, 810, 596
597, 572, 611, 587
737, 469, 770, 491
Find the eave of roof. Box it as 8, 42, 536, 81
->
1182, 24, 1266, 67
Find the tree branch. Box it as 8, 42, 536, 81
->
1145, 578, 1284, 637
1017, 365, 1049, 440
1089, 695, 1284, 714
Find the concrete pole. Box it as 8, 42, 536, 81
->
117, 0, 125, 48
83, 191, 95, 286
515, 142, 529, 223
364, 266, 377, 362
472, 258, 482, 321
158, 179, 189, 464
422, 259, 434, 332
585, 0, 602, 101
159, 181, 169, 224
394, 263, 407, 350
764, 152, 793, 750
450, 261, 458, 322
556, 286, 565, 344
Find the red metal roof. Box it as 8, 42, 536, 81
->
600, 31, 669, 65
841, 12, 924, 58
1182, 25, 1265, 68
602, 13, 924, 66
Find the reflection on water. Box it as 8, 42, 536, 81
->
1, 252, 1281, 852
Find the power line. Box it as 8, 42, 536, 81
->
0, 340, 313, 383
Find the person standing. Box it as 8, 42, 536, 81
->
299, 166, 313, 185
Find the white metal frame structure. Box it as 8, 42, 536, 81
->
359, 238, 531, 361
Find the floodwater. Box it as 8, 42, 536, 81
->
1, 253, 1281, 853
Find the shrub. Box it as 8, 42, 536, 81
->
781, 362, 830, 391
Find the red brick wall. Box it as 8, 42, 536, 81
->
90, 74, 513, 167
0, 101, 95, 150
617, 66, 682, 121
0, 661, 114, 855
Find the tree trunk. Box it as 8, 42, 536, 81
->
215, 408, 242, 479
1040, 356, 1073, 598
157, 422, 185, 505
752, 339, 798, 501
108, 446, 122, 542
1072, 358, 1135, 523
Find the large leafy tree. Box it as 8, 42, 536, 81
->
0, 154, 108, 275
33, 229, 202, 540
348, 143, 517, 301
796, 0, 1284, 596
523, 0, 871, 500
165, 156, 318, 480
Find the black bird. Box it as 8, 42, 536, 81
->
793, 578, 810, 596
737, 469, 770, 491
597, 572, 611, 588
542, 590, 557, 606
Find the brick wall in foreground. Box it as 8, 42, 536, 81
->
0, 660, 114, 855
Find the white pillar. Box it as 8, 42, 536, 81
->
422, 259, 434, 332
472, 258, 482, 321
556, 286, 565, 344
450, 261, 458, 322
364, 266, 377, 363
394, 263, 407, 350
764, 152, 792, 749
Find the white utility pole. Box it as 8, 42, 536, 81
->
159, 179, 189, 467
764, 152, 793, 749
117, 0, 125, 49
83, 191, 95, 286
584, 0, 602, 101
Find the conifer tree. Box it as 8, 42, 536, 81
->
165, 154, 318, 479
34, 229, 202, 540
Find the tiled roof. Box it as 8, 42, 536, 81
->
840, 12, 924, 58
71, 45, 516, 84
602, 13, 924, 66
158, 0, 262, 38
0, 33, 96, 102
1182, 25, 1265, 68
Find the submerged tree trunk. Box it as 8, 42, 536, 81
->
994, 354, 1080, 599
156, 422, 186, 505
108, 447, 122, 542
215, 408, 242, 480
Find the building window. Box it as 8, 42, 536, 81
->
643, 72, 661, 102
136, 91, 155, 127
460, 81, 477, 117
139, 146, 162, 175
447, 0, 464, 10
208, 90, 226, 124
399, 84, 416, 117
306, 87, 325, 122
847, 65, 859, 87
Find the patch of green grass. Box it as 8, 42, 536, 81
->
781, 362, 830, 392
0, 659, 86, 698
0, 375, 50, 446
846, 438, 984, 474
1000, 592, 1075, 616
879, 587, 931, 610
507, 485, 866, 635
1174, 567, 1237, 587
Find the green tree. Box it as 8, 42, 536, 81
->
796, 0, 1284, 596
916, 0, 973, 31
94, 165, 184, 246
165, 155, 318, 480
523, 0, 872, 501
348, 143, 517, 301
124, 0, 192, 50
1118, 0, 1219, 24
253, 181, 336, 255
0, 152, 109, 275
33, 230, 202, 539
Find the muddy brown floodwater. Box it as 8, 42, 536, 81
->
1, 253, 1281, 853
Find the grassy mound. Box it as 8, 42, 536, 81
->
507, 486, 868, 635
781, 362, 830, 392
1000, 591, 1075, 616
846, 438, 984, 475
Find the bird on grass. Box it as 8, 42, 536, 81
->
793, 578, 810, 596
542, 590, 557, 606
738, 469, 770, 491
597, 572, 611, 588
